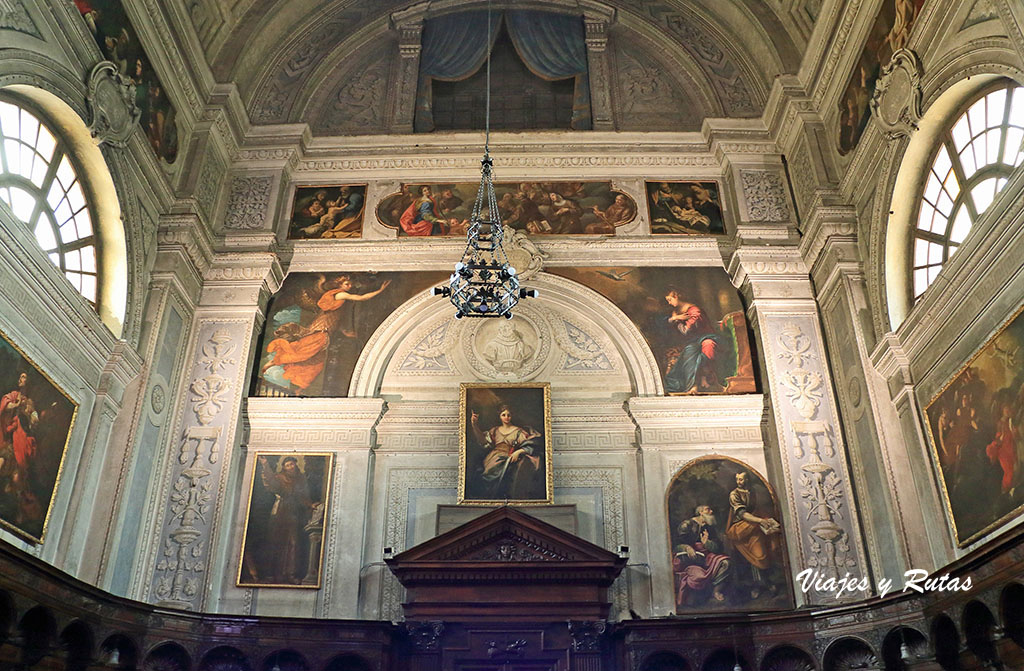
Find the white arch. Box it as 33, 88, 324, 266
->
348, 271, 664, 398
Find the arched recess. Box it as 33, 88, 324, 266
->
349, 270, 663, 398
822, 637, 877, 671
878, 52, 1024, 331
99, 633, 139, 669
143, 641, 191, 671
702, 648, 750, 671
59, 619, 96, 671
0, 52, 135, 339
18, 605, 58, 668
760, 644, 817, 671
199, 645, 252, 671
1000, 582, 1024, 648
323, 653, 372, 671
639, 651, 692, 671
930, 613, 960, 671
880, 626, 927, 671
961, 600, 1000, 669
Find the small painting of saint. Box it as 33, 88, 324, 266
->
287, 185, 367, 239
646, 181, 725, 235
667, 457, 791, 612
0, 329, 77, 544
238, 453, 333, 587
460, 384, 552, 505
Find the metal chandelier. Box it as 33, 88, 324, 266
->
432, 0, 535, 319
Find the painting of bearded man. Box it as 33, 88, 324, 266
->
238, 453, 333, 588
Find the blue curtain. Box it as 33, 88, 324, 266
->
414, 11, 502, 132
505, 10, 591, 130
414, 10, 592, 131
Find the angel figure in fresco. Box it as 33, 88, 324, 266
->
261, 275, 390, 392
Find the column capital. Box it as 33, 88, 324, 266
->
728, 247, 814, 302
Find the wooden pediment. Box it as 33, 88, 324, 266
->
386, 507, 626, 621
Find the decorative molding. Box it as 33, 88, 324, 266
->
0, 1, 41, 38
870, 49, 923, 141
398, 319, 454, 373
741, 169, 791, 222
86, 61, 140, 148
195, 150, 223, 220
223, 176, 273, 230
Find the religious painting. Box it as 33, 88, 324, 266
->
286, 185, 367, 240
237, 452, 333, 588
252, 271, 448, 397
74, 0, 179, 163
377, 181, 636, 236
646, 181, 726, 235
924, 305, 1024, 546
459, 383, 552, 505
666, 457, 791, 612
0, 328, 78, 544
837, 0, 925, 154
548, 267, 757, 395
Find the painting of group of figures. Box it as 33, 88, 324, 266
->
287, 185, 367, 239
74, 0, 179, 163
646, 181, 725, 235
667, 458, 791, 611
238, 453, 332, 588
0, 330, 77, 544
838, 0, 925, 154
549, 267, 757, 395
252, 271, 448, 397
376, 181, 637, 236
925, 306, 1024, 546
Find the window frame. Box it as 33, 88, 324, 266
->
0, 92, 103, 307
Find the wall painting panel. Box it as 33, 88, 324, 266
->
925, 305, 1024, 546
287, 185, 367, 239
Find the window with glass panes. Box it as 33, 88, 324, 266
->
913, 83, 1024, 301
0, 98, 98, 304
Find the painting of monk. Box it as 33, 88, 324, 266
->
287, 185, 367, 239
925, 305, 1024, 546
0, 329, 77, 544
548, 267, 757, 395
667, 457, 791, 612
646, 181, 726, 234
238, 453, 333, 587
377, 182, 636, 236
252, 271, 448, 397
460, 384, 552, 505
837, 0, 926, 154
74, 0, 179, 163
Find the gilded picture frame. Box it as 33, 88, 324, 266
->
237, 452, 334, 588
0, 327, 78, 545
459, 383, 553, 505
923, 302, 1024, 547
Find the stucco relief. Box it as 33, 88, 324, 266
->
397, 319, 454, 373
869, 48, 923, 140
151, 322, 248, 611
311, 44, 392, 135
463, 310, 549, 381
224, 176, 273, 231
0, 1, 41, 37
610, 42, 704, 131
86, 61, 140, 148
741, 170, 792, 223
761, 316, 865, 596
554, 318, 614, 373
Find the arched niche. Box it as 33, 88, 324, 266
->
352, 271, 662, 399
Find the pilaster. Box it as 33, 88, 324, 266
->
390, 3, 428, 134
582, 5, 616, 131
730, 248, 871, 605
147, 253, 282, 611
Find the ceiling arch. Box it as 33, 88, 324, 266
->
223, 0, 803, 128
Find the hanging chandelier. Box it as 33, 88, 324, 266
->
432, 1, 535, 319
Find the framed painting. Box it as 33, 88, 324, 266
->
459, 383, 552, 505
924, 303, 1024, 546
237, 452, 333, 587
377, 181, 636, 236
645, 181, 725, 235
287, 185, 367, 239
0, 328, 78, 544
666, 457, 791, 612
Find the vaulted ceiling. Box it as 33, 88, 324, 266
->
186, 0, 815, 130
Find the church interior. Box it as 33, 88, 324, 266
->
1, 0, 1024, 669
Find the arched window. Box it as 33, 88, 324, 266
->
0, 97, 99, 304
912, 82, 1024, 300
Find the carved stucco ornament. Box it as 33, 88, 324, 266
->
502, 225, 547, 280
86, 61, 140, 148
870, 48, 923, 140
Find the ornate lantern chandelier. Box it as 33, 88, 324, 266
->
432, 1, 535, 319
